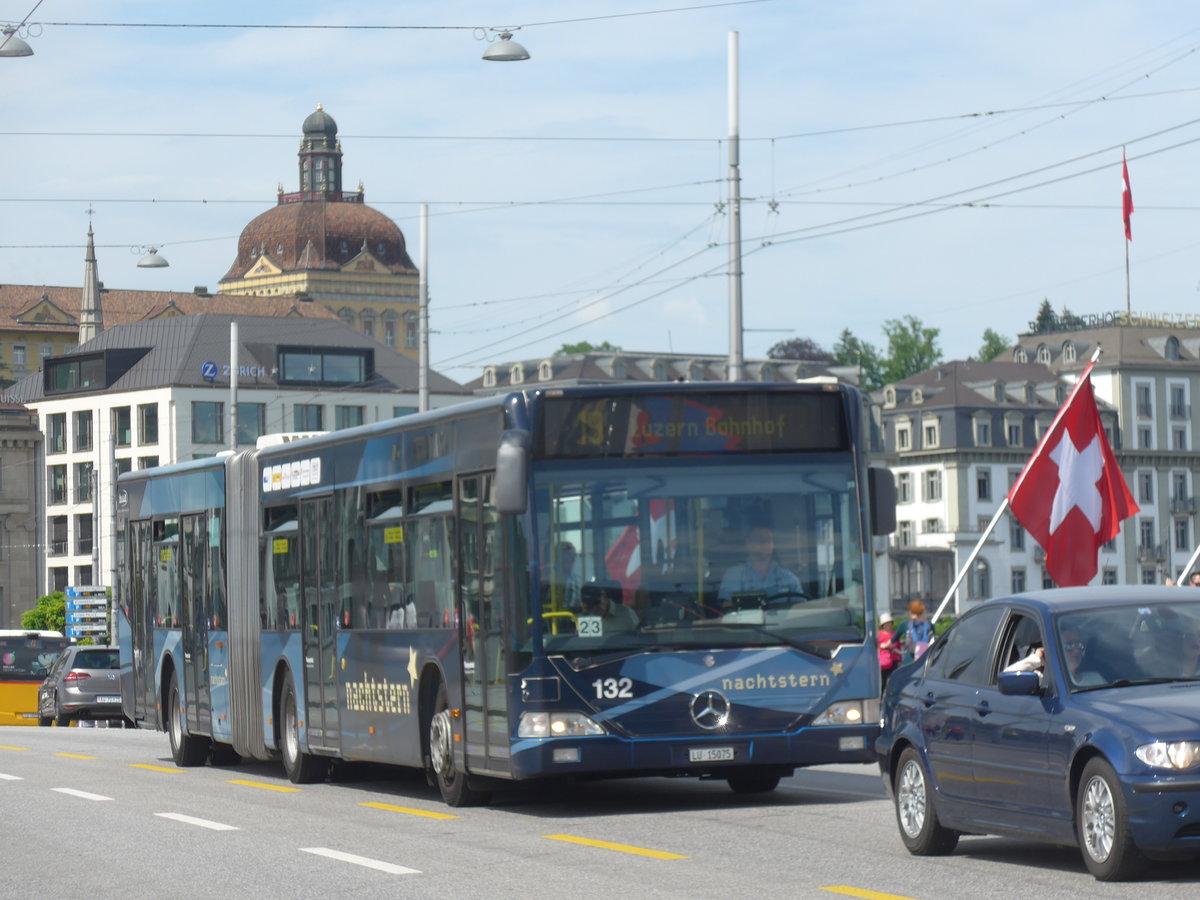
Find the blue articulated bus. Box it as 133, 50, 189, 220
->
116, 382, 895, 805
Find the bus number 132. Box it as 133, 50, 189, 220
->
593, 677, 633, 699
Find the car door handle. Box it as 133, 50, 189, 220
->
975, 700, 991, 716
922, 691, 936, 707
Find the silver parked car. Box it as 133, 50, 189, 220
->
38, 645, 124, 727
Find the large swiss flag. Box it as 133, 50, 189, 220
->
1007, 361, 1138, 586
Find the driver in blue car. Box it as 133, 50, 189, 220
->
1003, 626, 1103, 686
717, 524, 801, 609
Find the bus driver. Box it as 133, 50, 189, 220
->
717, 524, 802, 608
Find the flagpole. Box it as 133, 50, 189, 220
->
932, 347, 1103, 624
1176, 545, 1200, 586
1125, 239, 1131, 314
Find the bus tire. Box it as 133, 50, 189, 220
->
280, 671, 327, 784
168, 672, 208, 767
726, 768, 782, 794
427, 682, 490, 807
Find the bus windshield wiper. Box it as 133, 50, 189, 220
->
703, 624, 838, 659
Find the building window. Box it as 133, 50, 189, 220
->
1102, 568, 1118, 585
75, 513, 93, 556
49, 517, 67, 556
1011, 567, 1026, 593
335, 405, 364, 430
1138, 518, 1155, 554
1042, 567, 1054, 589
40, 344, 52, 361
653, 361, 667, 380
73, 410, 93, 451
993, 383, 1005, 402
898, 521, 914, 548
113, 406, 132, 447
1006, 422, 1022, 446
49, 465, 67, 505
482, 367, 496, 388
1138, 426, 1152, 450
383, 319, 396, 349
1014, 347, 1028, 363
539, 360, 553, 381
1138, 472, 1154, 504
278, 348, 369, 385
975, 420, 990, 446
1025, 384, 1036, 404
971, 559, 991, 600
1142, 567, 1158, 585
1166, 336, 1181, 360
294, 404, 323, 431
12, 345, 26, 368
924, 470, 942, 502
1062, 342, 1077, 363
192, 401, 224, 444
236, 402, 266, 445
1136, 383, 1153, 418
404, 312, 418, 350
1174, 428, 1188, 451
1176, 517, 1190, 552
896, 425, 910, 451
977, 469, 991, 501
138, 403, 159, 444
1009, 515, 1025, 550
923, 422, 938, 448
115, 458, 132, 476
47, 413, 66, 454
923, 518, 941, 533
393, 406, 418, 418
74, 462, 93, 503
138, 456, 159, 469
1170, 385, 1187, 418
897, 472, 912, 503
1036, 344, 1051, 365
510, 364, 524, 385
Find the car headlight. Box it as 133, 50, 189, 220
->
1135, 741, 1200, 770
518, 711, 606, 738
812, 701, 865, 727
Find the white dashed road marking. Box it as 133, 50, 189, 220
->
299, 847, 420, 875
155, 812, 240, 831
52, 787, 112, 801
0, 773, 22, 781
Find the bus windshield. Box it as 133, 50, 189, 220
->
0, 636, 68, 680
530, 458, 867, 657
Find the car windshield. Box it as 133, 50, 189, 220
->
73, 649, 118, 670
0, 638, 70, 680
527, 458, 867, 657
1058, 602, 1200, 689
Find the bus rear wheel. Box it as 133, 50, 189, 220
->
280, 671, 327, 784
428, 683, 490, 807
168, 673, 208, 767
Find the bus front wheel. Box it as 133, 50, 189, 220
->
280, 671, 328, 784
726, 768, 782, 794
428, 683, 490, 807
168, 673, 208, 767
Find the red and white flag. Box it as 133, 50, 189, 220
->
1007, 360, 1138, 586
1122, 150, 1134, 241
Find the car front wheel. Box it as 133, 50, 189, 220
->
1077, 757, 1145, 881
894, 747, 958, 855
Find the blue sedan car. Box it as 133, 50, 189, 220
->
877, 586, 1200, 881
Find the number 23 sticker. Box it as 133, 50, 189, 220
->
592, 676, 634, 699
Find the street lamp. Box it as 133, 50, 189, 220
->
482, 30, 530, 61
135, 246, 169, 268
0, 24, 33, 57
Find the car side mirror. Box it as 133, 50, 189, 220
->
997, 670, 1042, 695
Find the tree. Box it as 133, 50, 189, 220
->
976, 328, 1010, 361
880, 315, 942, 384
1033, 298, 1055, 333
765, 337, 833, 362
21, 591, 66, 633
832, 329, 884, 391
556, 340, 621, 355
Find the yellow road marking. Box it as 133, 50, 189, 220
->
0, 745, 29, 752
226, 779, 301, 793
543, 834, 688, 860
129, 763, 184, 773
821, 887, 921, 900
55, 752, 97, 760
359, 801, 458, 820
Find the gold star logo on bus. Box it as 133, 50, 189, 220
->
830, 662, 844, 676
407, 648, 419, 686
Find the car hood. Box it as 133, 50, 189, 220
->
1078, 683, 1200, 735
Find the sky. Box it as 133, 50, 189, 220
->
2, 1, 1198, 383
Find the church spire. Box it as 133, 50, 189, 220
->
79, 219, 103, 343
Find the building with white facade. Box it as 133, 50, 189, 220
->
4, 314, 468, 596
877, 318, 1200, 617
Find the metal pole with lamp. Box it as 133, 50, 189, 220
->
727, 31, 744, 382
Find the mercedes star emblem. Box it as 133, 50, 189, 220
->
690, 690, 731, 730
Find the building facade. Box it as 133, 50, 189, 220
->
877, 320, 1200, 616
217, 106, 421, 356
0, 403, 41, 627
4, 314, 468, 597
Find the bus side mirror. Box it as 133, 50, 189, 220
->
869, 466, 896, 536
496, 429, 531, 515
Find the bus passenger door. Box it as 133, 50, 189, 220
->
300, 496, 338, 751
179, 514, 211, 736
459, 474, 508, 774
130, 520, 154, 723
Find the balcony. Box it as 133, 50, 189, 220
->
1170, 404, 1191, 420
1137, 542, 1166, 562
1171, 496, 1198, 514
48, 540, 68, 556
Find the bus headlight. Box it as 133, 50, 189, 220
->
1136, 741, 1200, 770
812, 701, 865, 727
518, 711, 606, 738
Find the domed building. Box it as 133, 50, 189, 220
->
218, 106, 420, 357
